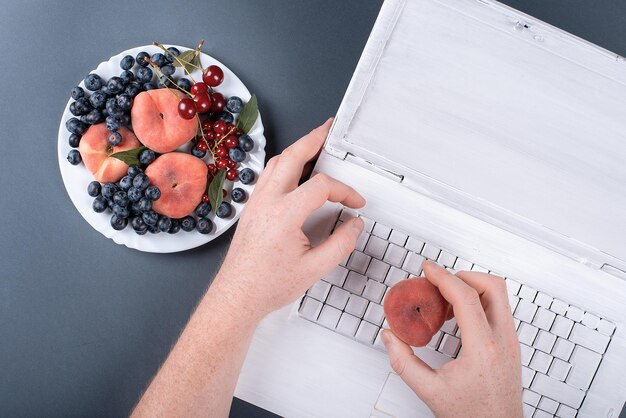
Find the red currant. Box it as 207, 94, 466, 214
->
178, 98, 197, 119
215, 146, 227, 158
202, 120, 213, 132
190, 82, 208, 95
204, 130, 215, 141
202, 65, 224, 87
226, 168, 238, 181
224, 135, 239, 149
213, 120, 227, 134
226, 158, 238, 169
215, 132, 224, 141
234, 128, 243, 137
210, 92, 226, 113
226, 123, 236, 133
207, 163, 218, 175
215, 158, 228, 169
197, 141, 208, 152
202, 194, 209, 203
193, 93, 212, 114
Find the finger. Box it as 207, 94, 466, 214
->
255, 155, 280, 191
305, 217, 364, 274
299, 160, 316, 185
286, 173, 366, 225
422, 261, 491, 348
381, 330, 439, 401
272, 118, 333, 192
454, 271, 516, 336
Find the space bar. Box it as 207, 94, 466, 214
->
412, 346, 453, 370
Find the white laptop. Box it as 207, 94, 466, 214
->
235, 0, 626, 417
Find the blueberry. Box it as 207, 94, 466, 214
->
120, 70, 134, 85
161, 64, 175, 76
127, 187, 142, 203
166, 47, 180, 60
89, 90, 107, 109
216, 111, 234, 124
239, 168, 255, 185
145, 185, 160, 201
131, 215, 147, 232
147, 224, 160, 234
238, 134, 254, 152
93, 196, 108, 213
106, 98, 124, 117
143, 82, 157, 91
66, 118, 88, 135
137, 149, 154, 165
102, 183, 118, 199
87, 181, 101, 197
132, 173, 150, 190
106, 77, 125, 95
120, 55, 135, 70
110, 214, 128, 230
128, 166, 142, 178
142, 210, 159, 226
69, 133, 81, 148
180, 216, 196, 232
216, 202, 232, 218
113, 191, 129, 207
74, 97, 92, 115
229, 147, 246, 163
151, 53, 166, 67
136, 51, 150, 67
191, 144, 206, 158
84, 73, 103, 91
177, 78, 192, 92
105, 116, 121, 132
121, 114, 131, 127
83, 109, 103, 125
196, 218, 212, 234
71, 86, 85, 100
168, 219, 181, 234
136, 66, 153, 84
226, 96, 244, 113
69, 102, 80, 116
124, 82, 141, 98
107, 131, 122, 146
130, 201, 142, 215
195, 202, 211, 218
157, 75, 173, 89
118, 175, 132, 191
117, 94, 133, 111
231, 187, 246, 203
112, 204, 130, 218
137, 197, 152, 212
158, 216, 172, 232
67, 149, 82, 165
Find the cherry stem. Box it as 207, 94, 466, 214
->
146, 59, 194, 101
197, 114, 216, 160
153, 42, 200, 83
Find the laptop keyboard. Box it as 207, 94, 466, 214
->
298, 208, 616, 418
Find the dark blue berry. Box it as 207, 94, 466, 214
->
151, 53, 166, 67
143, 82, 157, 91
238, 134, 254, 152
84, 73, 103, 91
105, 116, 121, 132
93, 196, 108, 213
106, 77, 125, 95
180, 216, 196, 231
131, 215, 146, 231
120, 55, 135, 70
119, 175, 133, 190
137, 197, 152, 212
83, 109, 103, 125
69, 133, 81, 148
161, 64, 175, 76
168, 219, 181, 234
106, 98, 124, 117
166, 47, 180, 61
136, 51, 150, 67
216, 202, 232, 218
196, 218, 212, 234
142, 210, 158, 226
139, 149, 155, 165
89, 90, 107, 109
133, 173, 150, 190
66, 118, 88, 135
102, 183, 118, 199
146, 224, 159, 234
108, 131, 122, 146
110, 214, 128, 230
145, 185, 160, 201
87, 181, 101, 197
231, 187, 246, 203
124, 82, 141, 98
127, 187, 142, 203
73, 97, 92, 115
128, 166, 142, 178
71, 86, 85, 100
67, 149, 82, 165
136, 66, 153, 84
112, 204, 130, 218
228, 147, 246, 163
191, 144, 206, 158
239, 168, 255, 185
120, 70, 134, 85
158, 216, 172, 232
121, 114, 131, 127
216, 111, 234, 124
113, 191, 129, 207
117, 94, 133, 111
195, 202, 211, 218
157, 75, 173, 89
226, 96, 244, 113
177, 78, 192, 92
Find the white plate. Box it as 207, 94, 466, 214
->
57, 44, 266, 253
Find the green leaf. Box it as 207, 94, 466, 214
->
173, 50, 201, 74
236, 94, 258, 134
110, 146, 147, 166
208, 169, 227, 214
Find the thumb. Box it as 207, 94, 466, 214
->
381, 330, 439, 401
306, 216, 364, 274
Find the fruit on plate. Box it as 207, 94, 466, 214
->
145, 152, 208, 218
79, 123, 141, 182
131, 88, 198, 153
383, 277, 450, 347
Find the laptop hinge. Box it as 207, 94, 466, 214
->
601, 264, 626, 281
324, 146, 404, 182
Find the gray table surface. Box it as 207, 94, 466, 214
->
1, 1, 624, 417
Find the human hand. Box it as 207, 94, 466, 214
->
212, 119, 366, 321
381, 261, 522, 418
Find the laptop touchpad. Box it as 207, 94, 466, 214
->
373, 373, 434, 418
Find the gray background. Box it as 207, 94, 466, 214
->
0, 1, 624, 417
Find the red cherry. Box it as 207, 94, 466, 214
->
226, 158, 238, 169
210, 92, 226, 113
202, 120, 213, 132
194, 93, 212, 114
207, 163, 218, 175
226, 169, 238, 181
224, 135, 239, 149
202, 65, 224, 87
190, 82, 208, 95
178, 98, 197, 119
215, 158, 228, 169
215, 146, 228, 158
202, 194, 209, 203
213, 120, 227, 134
197, 141, 208, 152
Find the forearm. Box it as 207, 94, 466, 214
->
132, 273, 260, 418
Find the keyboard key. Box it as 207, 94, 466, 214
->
338, 208, 356, 222
336, 313, 360, 337
327, 286, 350, 310
520, 343, 535, 366
581, 312, 600, 329
551, 316, 574, 339
324, 265, 348, 286
552, 338, 575, 361
471, 265, 489, 273
522, 403, 535, 418
548, 358, 571, 381
556, 404, 577, 418
437, 250, 456, 268
534, 292, 553, 308
550, 299, 568, 315
405, 237, 424, 253
359, 215, 374, 232
531, 373, 585, 409
345, 294, 369, 317
514, 318, 521, 330
453, 257, 472, 271
366, 259, 390, 282
521, 366, 535, 388
508, 294, 519, 313
307, 281, 331, 302
522, 389, 541, 407
356, 320, 379, 344
421, 243, 440, 260
518, 285, 537, 301
517, 323, 539, 346
569, 323, 610, 354
439, 334, 461, 357
372, 222, 392, 239
566, 345, 602, 390
299, 297, 322, 321
403, 252, 425, 275
383, 243, 407, 267
343, 271, 367, 295
355, 231, 369, 252
505, 278, 522, 295
529, 351, 552, 374
364, 303, 385, 325
364, 236, 388, 259
532, 308, 556, 331
317, 305, 342, 328
362, 280, 387, 303
347, 251, 371, 274
596, 318, 616, 336
388, 229, 408, 246
533, 409, 553, 418
565, 306, 584, 322
441, 319, 457, 335
373, 331, 385, 351
537, 396, 559, 414
515, 299, 538, 323
385, 266, 408, 286
532, 330, 556, 353
427, 331, 443, 350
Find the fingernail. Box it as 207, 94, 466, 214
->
381, 329, 391, 346
352, 217, 364, 232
